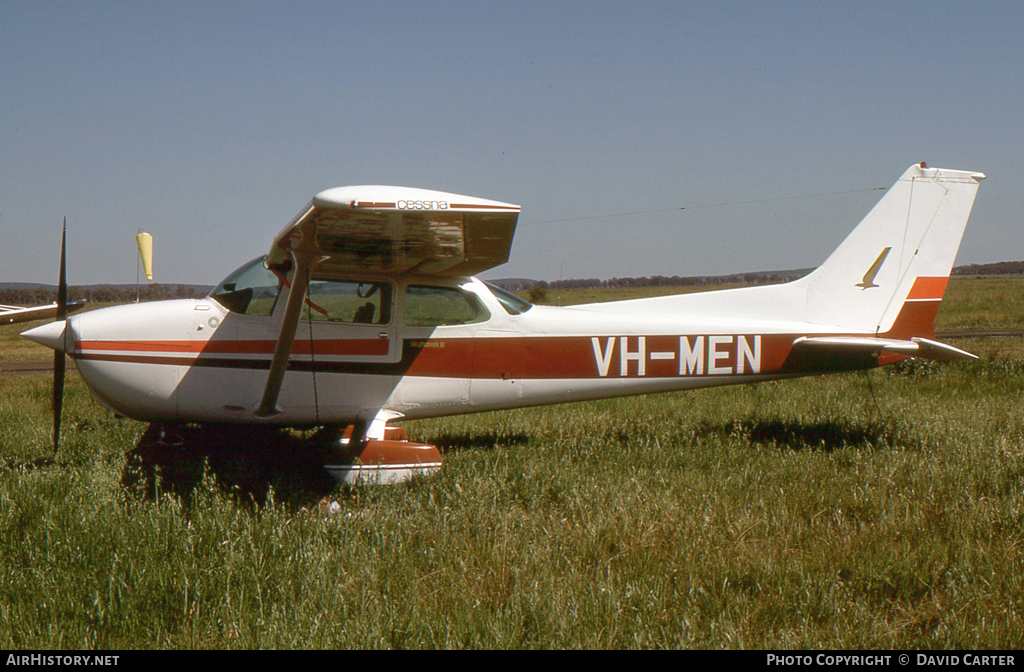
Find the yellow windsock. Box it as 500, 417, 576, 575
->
136, 232, 153, 281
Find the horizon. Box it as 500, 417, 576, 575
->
4, 258, 1022, 295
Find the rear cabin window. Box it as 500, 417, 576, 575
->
403, 285, 489, 326
484, 282, 533, 315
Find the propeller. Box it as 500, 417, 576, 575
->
52, 218, 67, 455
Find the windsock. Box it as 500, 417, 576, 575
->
136, 231, 153, 280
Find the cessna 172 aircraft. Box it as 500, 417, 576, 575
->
23, 163, 985, 483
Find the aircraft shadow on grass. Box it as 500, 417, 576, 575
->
117, 416, 903, 505
119, 423, 531, 507
121, 424, 340, 508
701, 418, 908, 452
426, 431, 531, 452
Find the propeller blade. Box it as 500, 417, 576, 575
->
52, 342, 65, 455
52, 219, 67, 455
57, 218, 67, 321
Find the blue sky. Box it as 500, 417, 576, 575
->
2, 1, 1021, 286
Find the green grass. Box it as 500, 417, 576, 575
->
0, 318, 53, 362
2, 362, 1023, 648
1, 280, 1024, 648
938, 277, 1024, 331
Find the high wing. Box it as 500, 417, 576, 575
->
1, 301, 85, 326
256, 185, 520, 418
267, 185, 521, 277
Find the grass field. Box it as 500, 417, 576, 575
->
1, 279, 1023, 648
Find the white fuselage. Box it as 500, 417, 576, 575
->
49, 272, 917, 426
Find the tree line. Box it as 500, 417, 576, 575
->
527, 269, 813, 292
951, 261, 1024, 276
0, 284, 211, 306
497, 260, 1024, 296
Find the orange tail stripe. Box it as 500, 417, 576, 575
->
906, 276, 948, 301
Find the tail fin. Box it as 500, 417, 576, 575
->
803, 163, 985, 337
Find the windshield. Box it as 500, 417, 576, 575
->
209, 256, 283, 315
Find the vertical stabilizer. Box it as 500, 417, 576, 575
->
803, 164, 984, 335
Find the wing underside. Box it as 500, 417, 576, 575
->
1, 301, 86, 326
268, 185, 521, 277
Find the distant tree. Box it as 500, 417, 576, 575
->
527, 283, 549, 304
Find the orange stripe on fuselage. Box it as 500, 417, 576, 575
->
76, 338, 389, 357
79, 340, 201, 353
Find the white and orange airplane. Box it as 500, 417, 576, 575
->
23, 163, 985, 483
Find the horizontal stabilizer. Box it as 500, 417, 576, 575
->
792, 335, 977, 362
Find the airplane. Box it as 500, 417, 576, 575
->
22, 163, 985, 484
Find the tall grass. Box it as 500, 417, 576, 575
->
939, 278, 1024, 330
1, 358, 1022, 648
1, 278, 1023, 648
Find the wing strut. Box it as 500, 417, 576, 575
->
254, 212, 322, 418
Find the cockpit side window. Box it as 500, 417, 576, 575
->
209, 257, 283, 316
484, 282, 533, 315
303, 279, 392, 324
